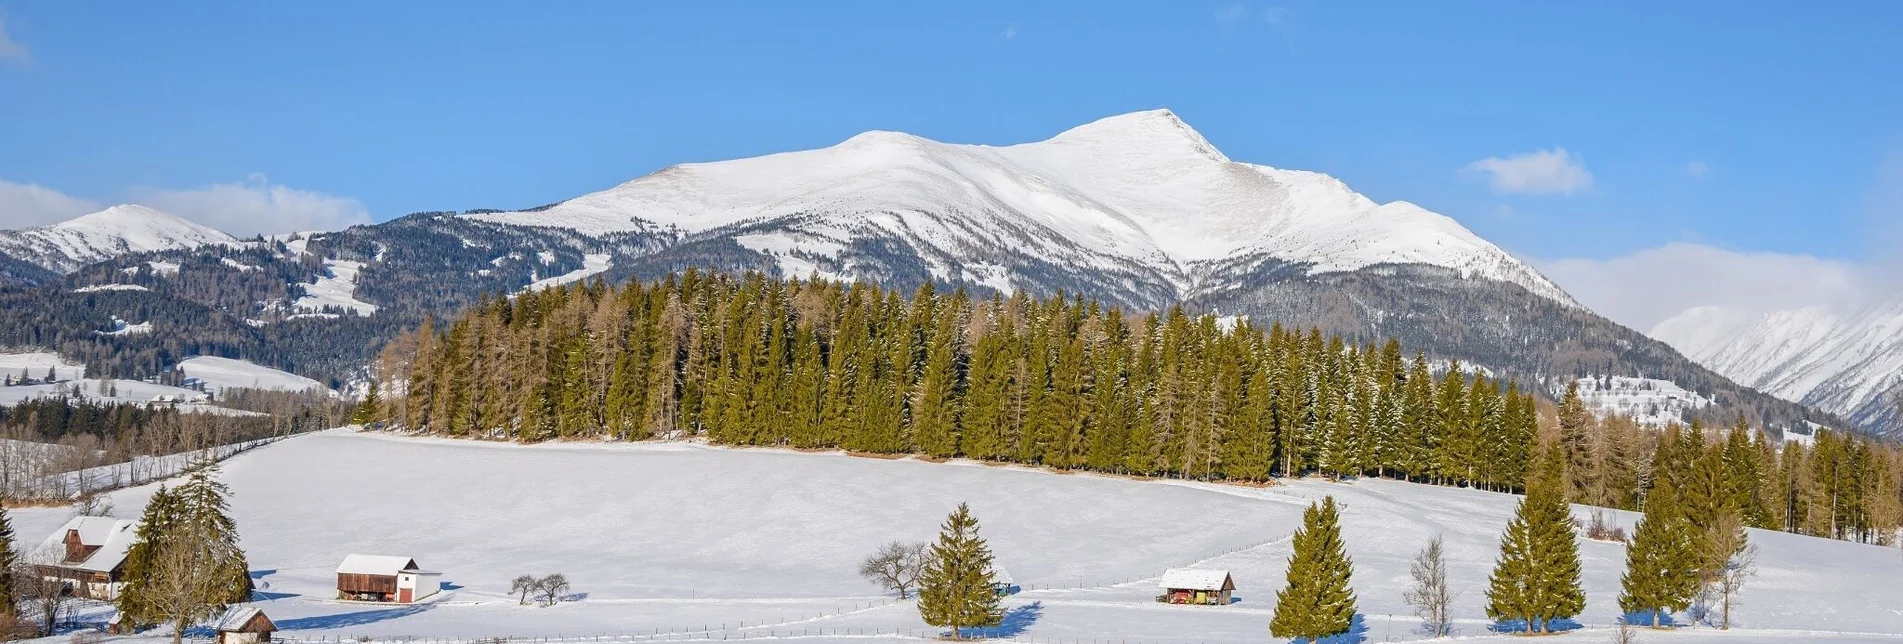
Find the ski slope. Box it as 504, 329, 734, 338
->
10, 430, 1901, 644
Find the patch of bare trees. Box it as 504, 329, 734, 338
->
510, 573, 572, 606
858, 541, 929, 599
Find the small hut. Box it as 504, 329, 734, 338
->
335, 554, 442, 603
214, 606, 277, 644
1157, 568, 1235, 605
990, 565, 1016, 596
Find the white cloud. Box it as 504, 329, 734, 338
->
1536, 242, 1869, 333
1215, 3, 1251, 25
1686, 160, 1710, 179
0, 180, 101, 228
1465, 148, 1593, 196
999, 23, 1018, 41
133, 174, 371, 237
0, 11, 26, 65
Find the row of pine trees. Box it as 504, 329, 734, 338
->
375, 270, 1539, 489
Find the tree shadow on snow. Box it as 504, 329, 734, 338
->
249, 569, 278, 580
1296, 613, 1369, 644
441, 581, 467, 591
1488, 617, 1582, 634
1619, 611, 1685, 628
963, 602, 1043, 638
275, 604, 434, 630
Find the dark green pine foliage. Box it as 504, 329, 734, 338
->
1270, 496, 1358, 643
386, 271, 1541, 490
351, 381, 381, 426
177, 461, 254, 605
917, 503, 1003, 639
116, 484, 186, 629
1485, 442, 1586, 634
1619, 478, 1699, 627
0, 498, 16, 620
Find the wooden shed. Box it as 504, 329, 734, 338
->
214, 606, 277, 644
335, 554, 442, 603
1157, 568, 1235, 606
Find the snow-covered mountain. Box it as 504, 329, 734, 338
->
1652, 292, 1903, 436
469, 109, 1576, 307
0, 204, 238, 274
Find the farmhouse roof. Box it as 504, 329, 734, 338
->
1157, 568, 1234, 591
214, 606, 276, 632
336, 554, 420, 576
35, 516, 138, 573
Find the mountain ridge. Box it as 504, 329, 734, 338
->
0, 204, 238, 275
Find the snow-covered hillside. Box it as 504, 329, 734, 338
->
293, 259, 379, 316
1653, 291, 1903, 435
0, 204, 238, 274
12, 431, 1900, 644
1568, 376, 1713, 427
177, 356, 329, 396
0, 351, 86, 380
469, 110, 1576, 307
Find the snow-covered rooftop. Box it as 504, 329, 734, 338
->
336, 554, 421, 576
33, 516, 139, 573
1157, 568, 1233, 591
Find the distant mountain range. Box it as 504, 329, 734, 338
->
1653, 294, 1903, 437
0, 110, 1857, 435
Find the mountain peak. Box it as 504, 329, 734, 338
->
1044, 109, 1229, 163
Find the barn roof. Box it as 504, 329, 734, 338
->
991, 564, 1014, 585
336, 554, 420, 576
34, 516, 138, 573
214, 606, 275, 632
1158, 568, 1233, 591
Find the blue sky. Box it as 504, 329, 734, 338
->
1, 1, 1898, 326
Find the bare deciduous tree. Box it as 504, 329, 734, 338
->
13, 546, 73, 637
535, 574, 570, 606
510, 574, 538, 605
1402, 534, 1456, 638
858, 541, 929, 599
1701, 515, 1757, 630
1610, 622, 1640, 644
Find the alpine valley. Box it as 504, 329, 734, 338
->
0, 110, 1865, 435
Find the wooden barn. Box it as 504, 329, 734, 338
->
1157, 568, 1235, 605
335, 554, 442, 603
32, 516, 139, 599
214, 606, 277, 644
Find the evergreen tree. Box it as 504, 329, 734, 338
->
351, 381, 382, 426
1485, 442, 1586, 634
117, 462, 251, 642
1270, 496, 1359, 642
0, 498, 16, 622
1619, 478, 1699, 627
917, 503, 1003, 639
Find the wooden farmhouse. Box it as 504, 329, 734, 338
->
214, 606, 277, 644
32, 516, 139, 599
336, 554, 442, 603
1157, 568, 1235, 605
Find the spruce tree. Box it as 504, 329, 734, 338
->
118, 462, 252, 642
1619, 478, 1698, 627
917, 503, 1003, 639
1270, 496, 1358, 642
351, 382, 382, 425
1485, 442, 1585, 634
0, 498, 17, 622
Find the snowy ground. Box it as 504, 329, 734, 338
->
294, 259, 378, 316
12, 430, 1902, 644
1568, 376, 1714, 427
0, 351, 87, 380
0, 377, 262, 416
523, 253, 614, 292
177, 356, 329, 396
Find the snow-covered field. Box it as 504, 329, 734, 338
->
294, 259, 378, 316
177, 356, 328, 396
12, 430, 1901, 644
0, 351, 86, 380
523, 253, 614, 292
0, 378, 261, 416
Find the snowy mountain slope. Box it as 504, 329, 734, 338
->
469, 110, 1576, 306
12, 430, 1902, 643
177, 356, 330, 395
0, 204, 239, 274
1652, 292, 1903, 436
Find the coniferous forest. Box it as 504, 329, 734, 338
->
374, 270, 1903, 547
